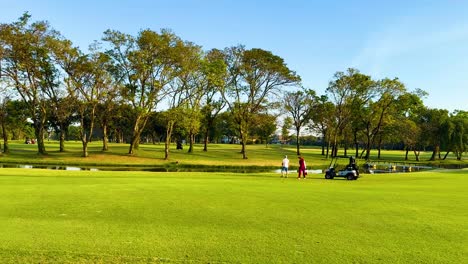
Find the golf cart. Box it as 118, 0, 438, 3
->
324, 156, 359, 180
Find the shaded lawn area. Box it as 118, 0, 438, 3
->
0, 168, 466, 263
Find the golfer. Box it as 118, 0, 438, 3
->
281, 155, 290, 177
298, 156, 307, 179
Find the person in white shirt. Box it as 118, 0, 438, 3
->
281, 155, 290, 177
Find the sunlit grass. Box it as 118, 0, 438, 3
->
1, 140, 466, 170
0, 168, 466, 263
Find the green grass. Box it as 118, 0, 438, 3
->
0, 168, 467, 263
1, 141, 467, 170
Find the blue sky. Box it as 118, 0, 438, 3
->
2, 0, 467, 112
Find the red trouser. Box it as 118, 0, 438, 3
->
298, 169, 306, 178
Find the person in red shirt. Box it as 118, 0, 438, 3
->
298, 156, 307, 179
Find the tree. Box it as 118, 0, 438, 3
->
55, 41, 113, 157
281, 117, 293, 144
309, 95, 335, 157
0, 13, 63, 154
450, 111, 468, 160
284, 88, 316, 155
419, 108, 449, 161
215, 111, 237, 143
173, 42, 204, 153
361, 78, 406, 160
159, 41, 203, 159
103, 29, 183, 155
161, 107, 184, 159
43, 36, 81, 153
326, 68, 374, 157
96, 89, 120, 151
221, 46, 300, 159
392, 90, 427, 161
2, 100, 32, 141
251, 113, 277, 147
199, 49, 227, 152
46, 96, 77, 152
0, 95, 10, 153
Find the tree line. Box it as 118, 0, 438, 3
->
1, 13, 466, 161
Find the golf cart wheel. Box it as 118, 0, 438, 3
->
346, 173, 355, 180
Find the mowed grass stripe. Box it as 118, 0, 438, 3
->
0, 169, 467, 263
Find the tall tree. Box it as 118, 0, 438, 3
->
54, 40, 113, 157
392, 90, 427, 161
96, 88, 120, 151
46, 95, 76, 152
0, 95, 10, 153
0, 13, 63, 154
221, 46, 300, 159
281, 117, 293, 144
174, 42, 204, 153
309, 95, 335, 157
103, 29, 183, 155
200, 49, 227, 152
251, 112, 277, 147
284, 88, 316, 155
419, 108, 450, 161
361, 78, 406, 160
446, 110, 468, 160
160, 41, 203, 159
326, 68, 374, 157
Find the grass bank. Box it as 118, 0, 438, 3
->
0, 168, 466, 263
1, 141, 466, 170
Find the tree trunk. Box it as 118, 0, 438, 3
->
330, 127, 339, 158
102, 123, 109, 151
241, 141, 247, 159
83, 110, 96, 157
296, 128, 301, 155
239, 129, 248, 159
128, 115, 148, 155
429, 145, 440, 161
364, 134, 372, 160
34, 121, 47, 155
322, 132, 326, 156
59, 124, 66, 152
82, 141, 89, 157
188, 132, 194, 153
164, 121, 175, 160
129, 134, 140, 155
1, 120, 9, 154
164, 137, 170, 160
377, 136, 383, 159
405, 148, 409, 161
442, 151, 450, 160
354, 130, 359, 158
203, 128, 209, 152
128, 116, 142, 155
360, 148, 366, 159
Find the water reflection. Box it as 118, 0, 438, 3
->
0, 164, 100, 171
0, 163, 465, 173
0, 163, 270, 173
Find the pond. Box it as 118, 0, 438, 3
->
0, 163, 274, 173
362, 162, 468, 173
1, 163, 465, 174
